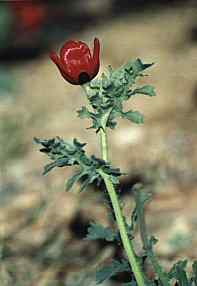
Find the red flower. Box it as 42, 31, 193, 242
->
50, 38, 100, 85
9, 2, 46, 32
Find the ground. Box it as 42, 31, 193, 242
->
0, 2, 197, 285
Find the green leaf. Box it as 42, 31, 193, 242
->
77, 106, 91, 119
130, 207, 137, 232
133, 183, 152, 208
101, 72, 112, 89
132, 85, 156, 97
78, 106, 103, 130
43, 162, 57, 175
34, 137, 122, 192
73, 138, 86, 148
191, 261, 197, 286
122, 110, 144, 124
78, 58, 155, 131
168, 260, 189, 286
65, 172, 84, 191
148, 235, 158, 249
125, 59, 154, 76
86, 222, 115, 242
96, 259, 130, 284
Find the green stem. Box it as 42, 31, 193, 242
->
136, 192, 170, 286
99, 128, 108, 161
99, 128, 145, 286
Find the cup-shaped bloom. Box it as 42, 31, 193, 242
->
50, 38, 100, 85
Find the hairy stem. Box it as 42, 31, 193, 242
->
135, 191, 170, 286
99, 128, 108, 161
99, 127, 145, 286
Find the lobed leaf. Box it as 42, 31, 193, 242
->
86, 222, 116, 242
77, 106, 91, 119
34, 137, 122, 192
191, 261, 197, 286
131, 85, 156, 97
122, 110, 144, 124
168, 260, 189, 286
80, 59, 155, 130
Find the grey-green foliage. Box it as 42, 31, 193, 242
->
167, 260, 197, 286
86, 222, 117, 242
34, 59, 156, 193
191, 261, 197, 286
78, 59, 156, 131
168, 260, 190, 286
34, 137, 122, 192
133, 185, 197, 286
34, 58, 197, 286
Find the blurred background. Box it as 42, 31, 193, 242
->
0, 1, 197, 285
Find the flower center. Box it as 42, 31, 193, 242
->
78, 72, 90, 85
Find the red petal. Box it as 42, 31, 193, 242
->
92, 38, 100, 75
49, 51, 75, 83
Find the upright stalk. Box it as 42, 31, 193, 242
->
135, 192, 170, 286
99, 128, 108, 161
98, 127, 145, 286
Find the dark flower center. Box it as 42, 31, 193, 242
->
78, 72, 90, 85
